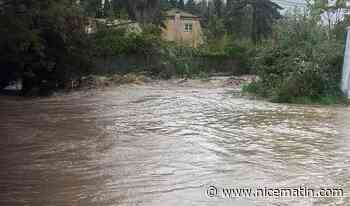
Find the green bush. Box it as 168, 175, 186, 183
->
92, 24, 161, 57
158, 43, 199, 78
0, 1, 91, 95
248, 15, 347, 104
92, 25, 253, 79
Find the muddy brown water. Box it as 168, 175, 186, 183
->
0, 79, 350, 206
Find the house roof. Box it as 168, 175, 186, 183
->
165, 9, 199, 18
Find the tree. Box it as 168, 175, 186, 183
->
81, 0, 103, 17
207, 14, 226, 39
199, 0, 209, 25
225, 0, 250, 37
113, 0, 129, 18
178, 0, 185, 9
249, 0, 282, 43
185, 0, 199, 14
0, 0, 91, 94
224, 0, 282, 43
126, 0, 161, 24
103, 0, 113, 17
249, 14, 345, 103
213, 0, 224, 18
227, 0, 235, 10
169, 0, 178, 8
307, 0, 350, 38
160, 0, 172, 10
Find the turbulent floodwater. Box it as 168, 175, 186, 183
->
1, 79, 350, 206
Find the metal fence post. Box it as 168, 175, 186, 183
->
341, 26, 350, 97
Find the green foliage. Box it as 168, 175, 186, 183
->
81, 0, 129, 18
242, 80, 259, 94
103, 0, 115, 18
160, 0, 200, 13
91, 19, 252, 78
200, 34, 255, 72
213, 0, 224, 18
92, 24, 161, 57
126, 0, 161, 24
81, 0, 103, 17
158, 43, 198, 78
169, 0, 178, 8
306, 0, 349, 38
225, 1, 252, 38
185, 0, 199, 14
247, 15, 347, 104
155, 37, 252, 78
159, 0, 281, 44
0, 0, 91, 94
207, 15, 226, 39
250, 0, 283, 43
178, 0, 185, 9
333, 15, 350, 42
223, 0, 282, 43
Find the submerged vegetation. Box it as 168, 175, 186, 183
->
244, 14, 348, 104
243, 9, 350, 104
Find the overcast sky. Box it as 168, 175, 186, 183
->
271, 0, 307, 11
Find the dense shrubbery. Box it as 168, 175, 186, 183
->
0, 1, 91, 95
244, 15, 347, 104
155, 39, 253, 78
92, 24, 161, 57
91, 25, 253, 78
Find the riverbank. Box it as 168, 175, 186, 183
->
242, 81, 350, 106
68, 74, 257, 90
0, 74, 256, 102
2, 74, 347, 107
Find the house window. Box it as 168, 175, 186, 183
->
184, 23, 193, 32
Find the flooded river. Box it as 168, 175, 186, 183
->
1, 79, 350, 206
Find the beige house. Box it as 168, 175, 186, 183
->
162, 9, 204, 47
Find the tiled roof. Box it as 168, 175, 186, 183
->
166, 9, 199, 18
